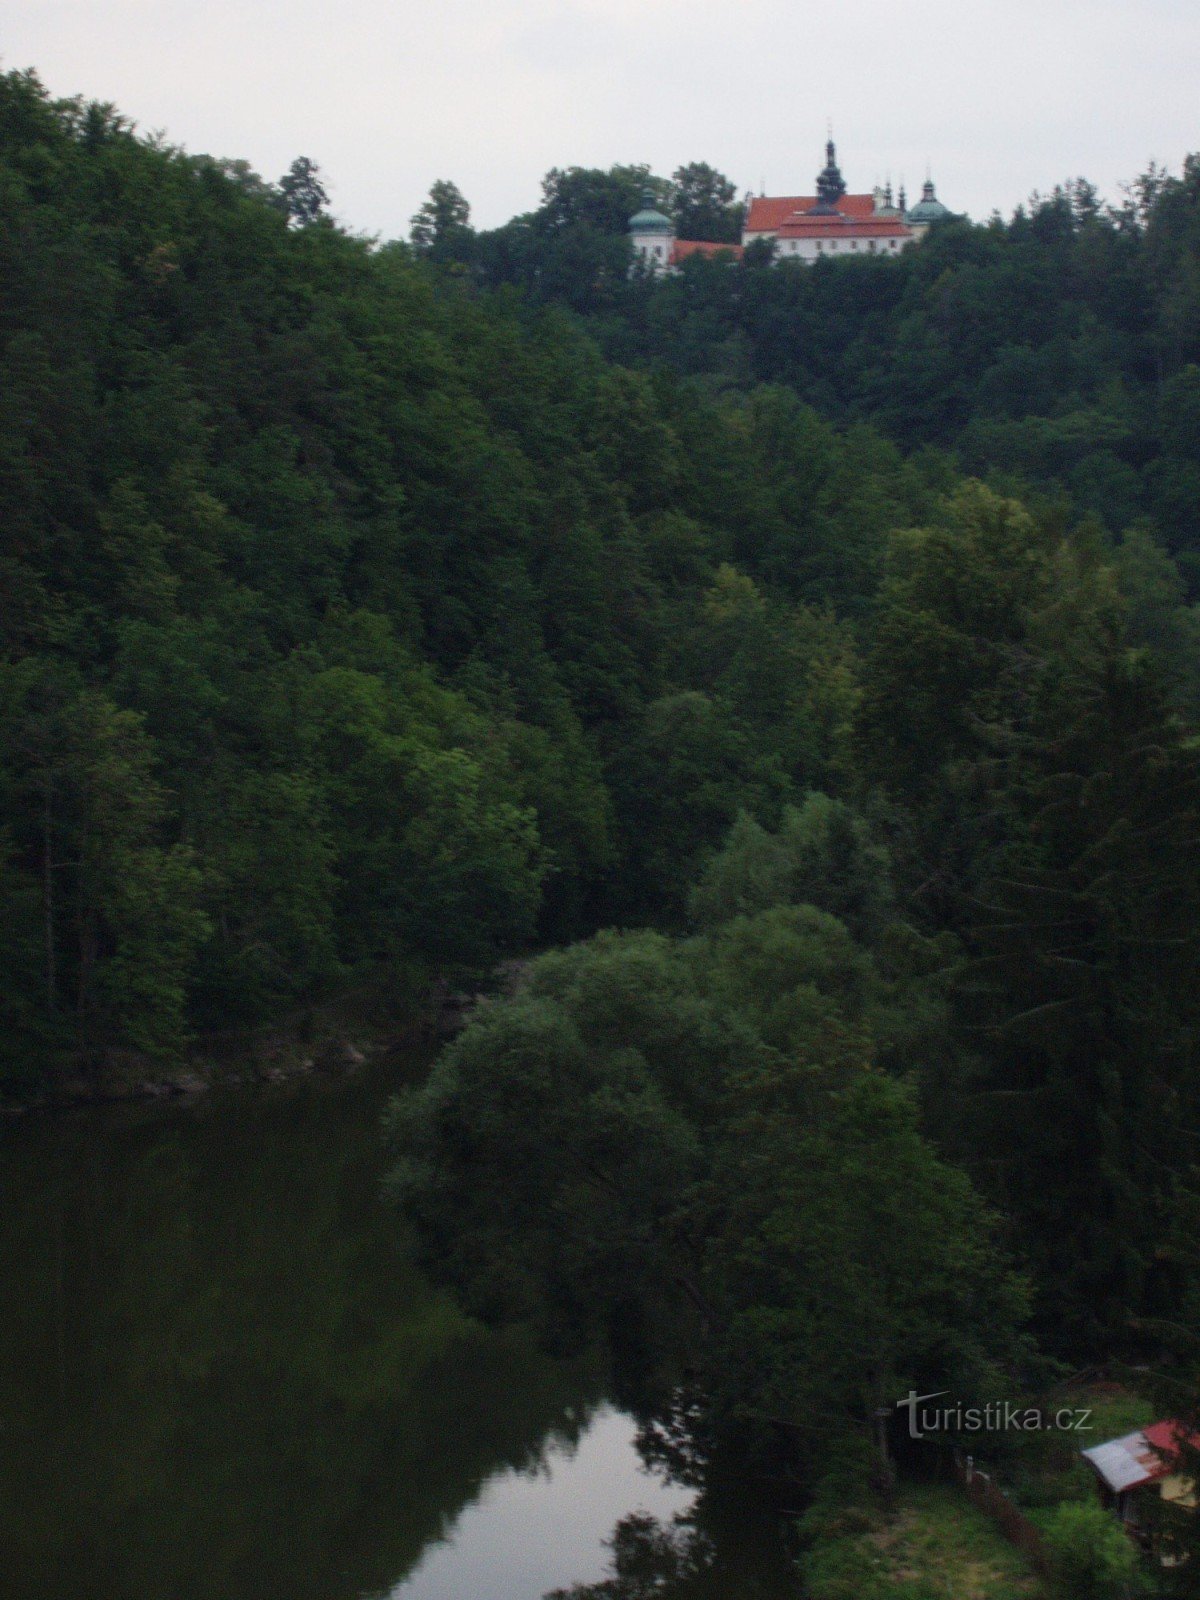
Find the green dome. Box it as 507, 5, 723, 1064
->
906, 179, 953, 225
629, 192, 672, 234
629, 207, 672, 233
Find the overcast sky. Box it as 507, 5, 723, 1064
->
6, 0, 1199, 238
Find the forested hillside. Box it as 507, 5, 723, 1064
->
396, 145, 1200, 1515
436, 158, 1200, 593
0, 70, 962, 1086
8, 69, 1200, 1572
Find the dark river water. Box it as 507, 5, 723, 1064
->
0, 1057, 796, 1599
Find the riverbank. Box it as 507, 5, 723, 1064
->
0, 963, 533, 1117
0, 992, 409, 1117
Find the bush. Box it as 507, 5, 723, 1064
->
1039, 1500, 1141, 1599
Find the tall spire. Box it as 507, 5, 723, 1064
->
812, 129, 847, 213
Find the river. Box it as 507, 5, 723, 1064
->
0, 1056, 796, 1598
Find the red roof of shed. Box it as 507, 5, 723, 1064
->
1144, 1418, 1199, 1473
1082, 1419, 1200, 1493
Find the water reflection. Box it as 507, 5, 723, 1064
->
390, 1407, 692, 1600
0, 1065, 616, 1600
0, 1064, 794, 1600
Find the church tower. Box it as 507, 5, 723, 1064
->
811, 136, 847, 214
628, 191, 674, 271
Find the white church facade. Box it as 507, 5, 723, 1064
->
631, 139, 953, 271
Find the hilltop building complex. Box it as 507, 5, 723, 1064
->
630, 138, 953, 271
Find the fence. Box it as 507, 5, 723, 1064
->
953, 1451, 1052, 1577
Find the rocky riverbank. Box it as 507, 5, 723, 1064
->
3, 1000, 417, 1117
1, 960, 534, 1117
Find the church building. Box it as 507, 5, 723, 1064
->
630, 138, 953, 272
628, 198, 744, 270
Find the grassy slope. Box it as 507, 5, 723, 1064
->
805, 1484, 1042, 1600
1000, 1383, 1155, 1512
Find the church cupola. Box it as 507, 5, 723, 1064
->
811, 136, 847, 213
905, 175, 954, 235
628, 190, 674, 271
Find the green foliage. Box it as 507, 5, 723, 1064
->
475, 152, 1200, 600
688, 794, 892, 939
387, 911, 1029, 1457
1112, 523, 1200, 709
1037, 1501, 1142, 1599
8, 64, 1200, 1428
539, 164, 665, 235
857, 475, 1200, 1349
409, 178, 472, 257
960, 650, 1200, 1346
0, 69, 940, 1083
860, 481, 1062, 790
0, 659, 210, 1070
701, 1065, 1029, 1438
802, 1483, 1041, 1600
278, 156, 328, 225
670, 163, 743, 245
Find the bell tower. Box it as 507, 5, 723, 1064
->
811, 134, 847, 214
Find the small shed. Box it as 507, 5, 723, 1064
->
1082, 1419, 1199, 1539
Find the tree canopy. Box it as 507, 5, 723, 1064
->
9, 67, 1200, 1556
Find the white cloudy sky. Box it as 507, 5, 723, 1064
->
5, 0, 1198, 237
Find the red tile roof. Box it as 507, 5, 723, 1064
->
777, 214, 910, 239
671, 238, 744, 263
745, 193, 878, 232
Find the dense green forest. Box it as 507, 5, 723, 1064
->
0, 70, 962, 1081
7, 64, 1200, 1585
